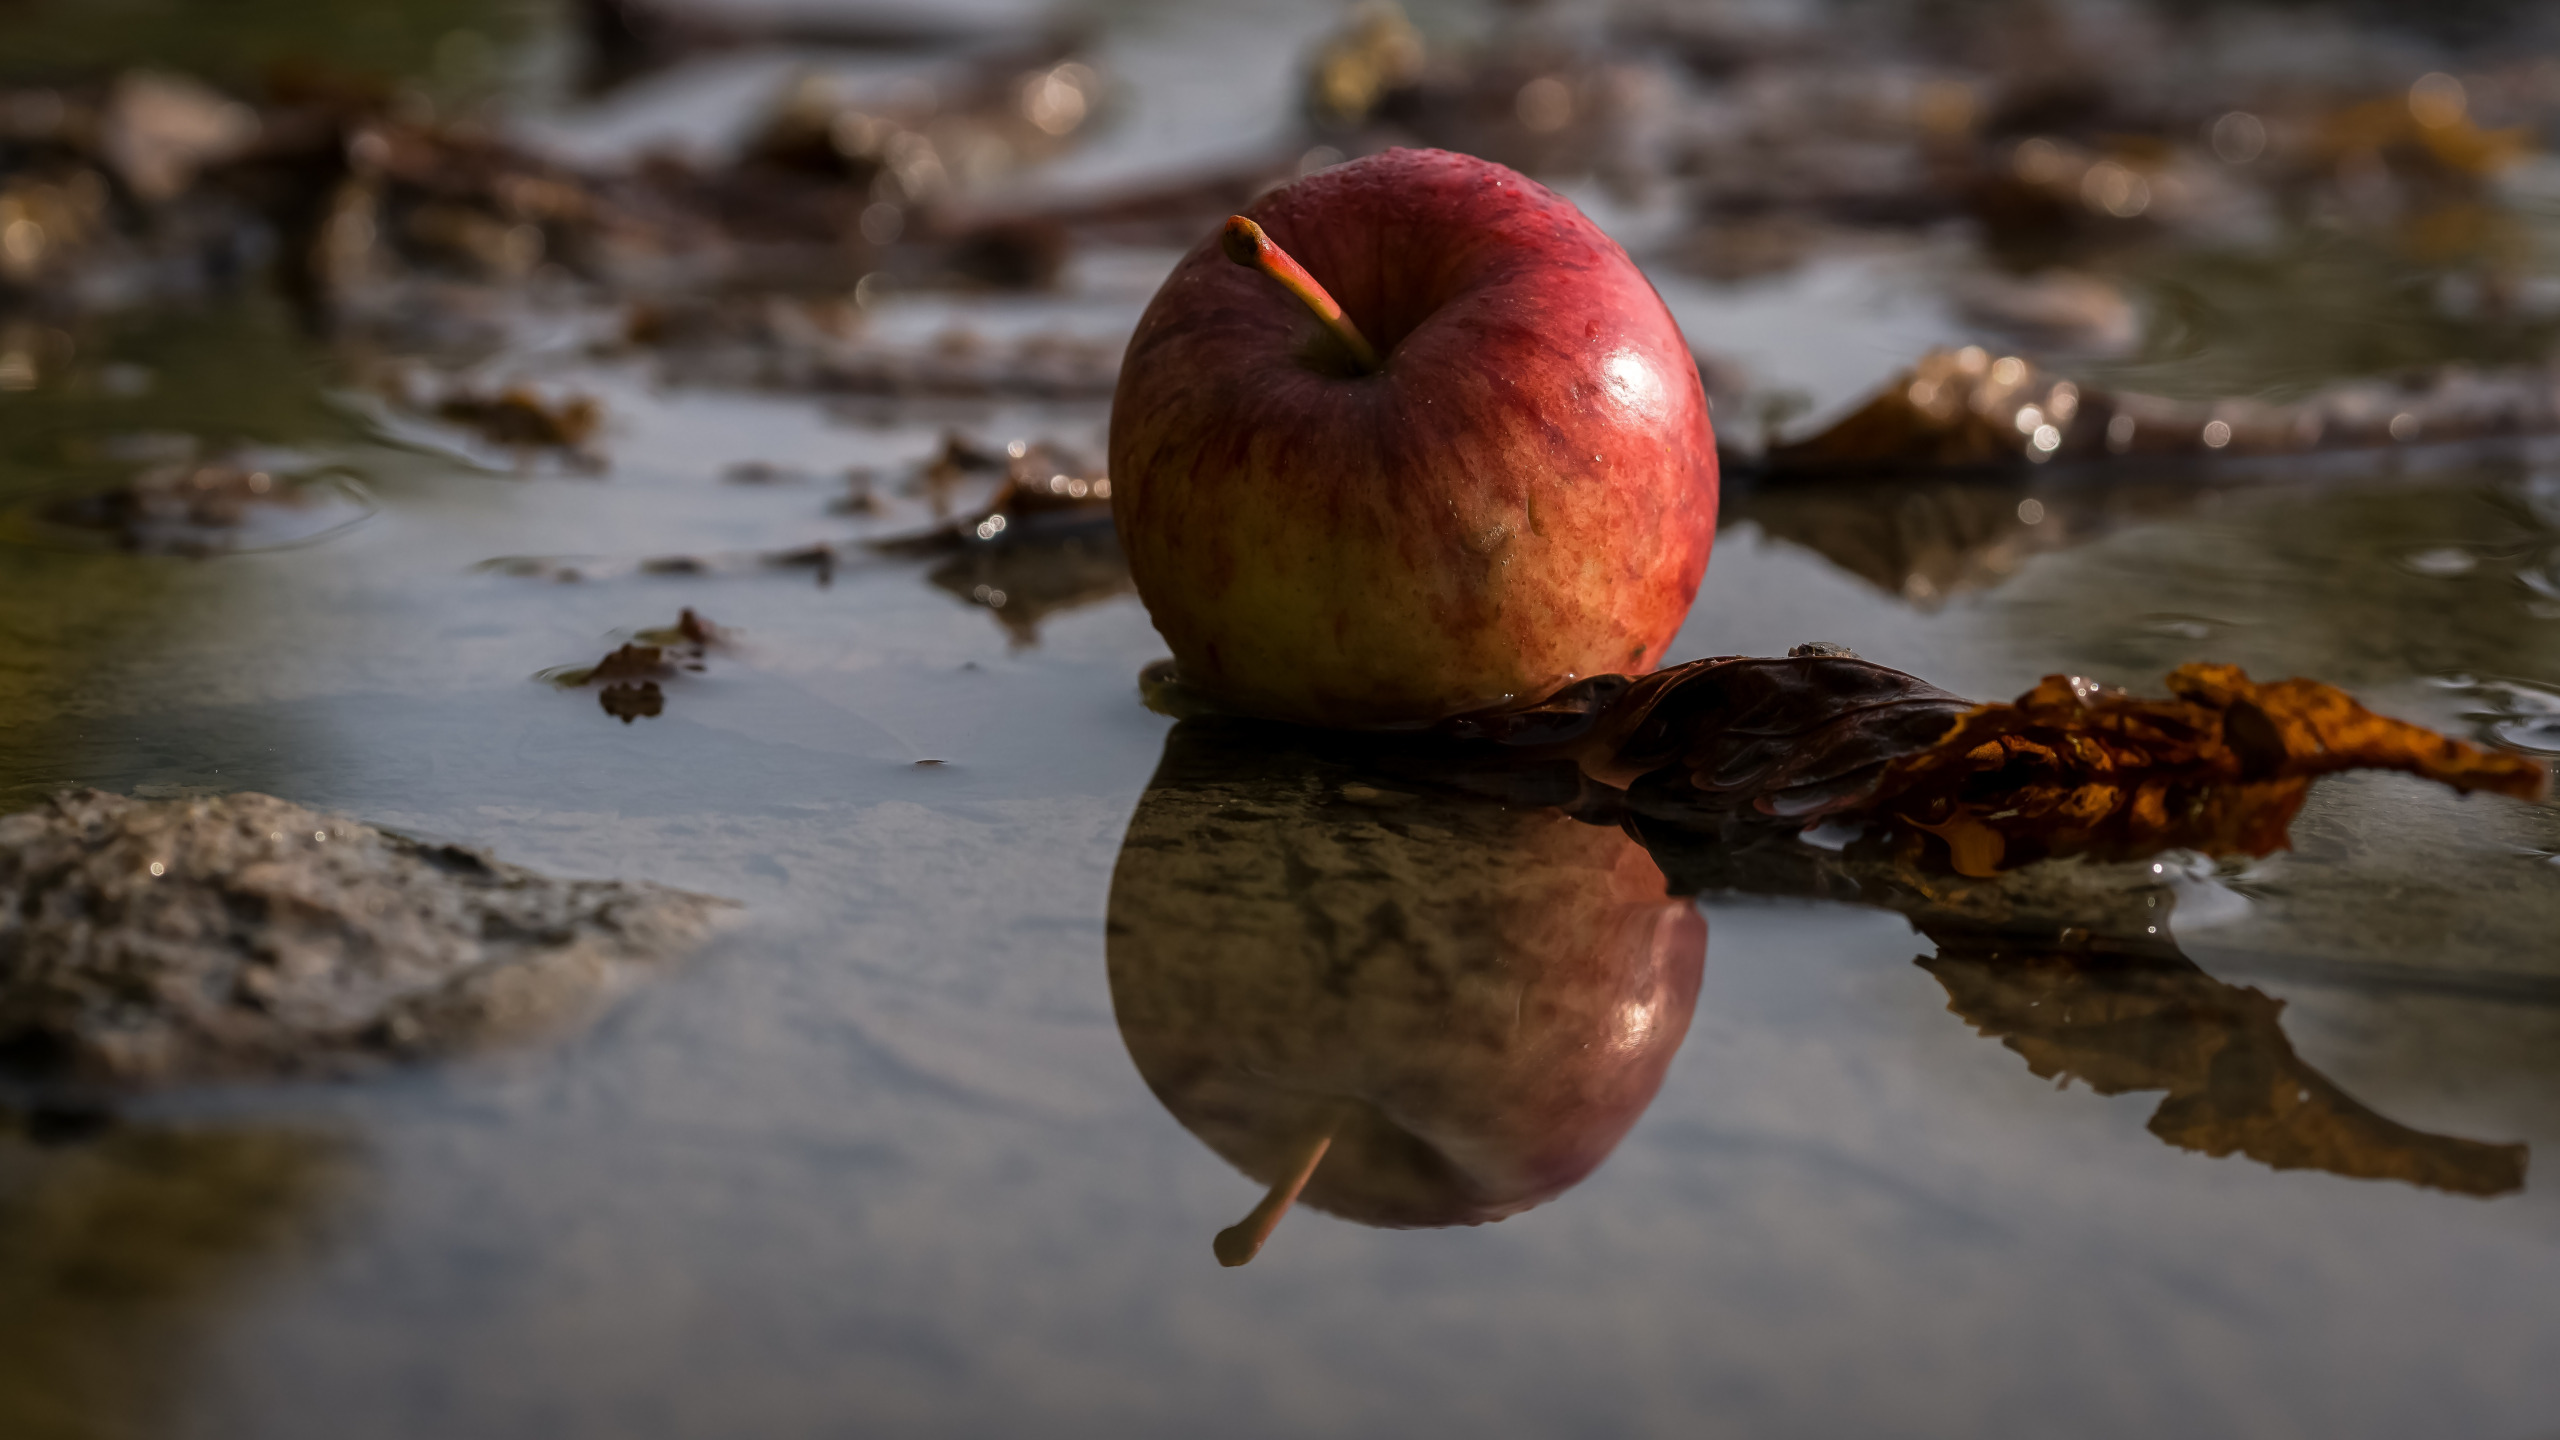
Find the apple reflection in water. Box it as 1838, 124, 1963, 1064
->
1107, 718, 1705, 1265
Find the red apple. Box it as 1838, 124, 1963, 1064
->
1108, 147, 1719, 728
1108, 719, 1707, 1262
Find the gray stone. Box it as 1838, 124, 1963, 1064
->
0, 790, 732, 1085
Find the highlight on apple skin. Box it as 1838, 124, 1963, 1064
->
1108, 147, 1720, 729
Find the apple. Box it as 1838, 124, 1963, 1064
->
1108, 147, 1719, 728
1107, 718, 1707, 1263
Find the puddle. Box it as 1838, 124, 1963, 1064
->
5, 0, 2560, 1436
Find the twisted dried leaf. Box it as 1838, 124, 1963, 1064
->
1872, 663, 2547, 875
1442, 656, 2545, 876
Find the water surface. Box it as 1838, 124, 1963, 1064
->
4, 2, 2560, 1437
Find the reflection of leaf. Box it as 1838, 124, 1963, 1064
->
862, 434, 1130, 644
869, 437, 1114, 558
927, 534, 1131, 647
598, 681, 663, 722
1443, 656, 2545, 876
1736, 476, 2072, 608
1921, 933, 2527, 1197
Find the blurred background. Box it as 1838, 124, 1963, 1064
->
6, 3, 2560, 1438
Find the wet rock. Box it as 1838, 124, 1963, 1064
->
0, 790, 731, 1085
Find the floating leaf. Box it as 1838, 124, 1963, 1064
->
539, 610, 726, 721
1869, 663, 2547, 875
1438, 656, 2545, 877
433, 385, 602, 451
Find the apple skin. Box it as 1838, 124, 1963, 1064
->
1108, 147, 1719, 728
1107, 718, 1707, 1229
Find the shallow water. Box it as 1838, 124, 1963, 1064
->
6, 2, 2560, 1437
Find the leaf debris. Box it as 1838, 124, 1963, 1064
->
540, 608, 727, 722
1439, 655, 2546, 877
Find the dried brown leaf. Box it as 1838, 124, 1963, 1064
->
435, 386, 602, 450
1441, 656, 2545, 877
1873, 663, 2547, 875
542, 611, 726, 720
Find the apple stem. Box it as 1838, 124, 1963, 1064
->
1221, 216, 1384, 374
1213, 1127, 1334, 1267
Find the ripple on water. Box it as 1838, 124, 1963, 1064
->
2429, 672, 2560, 756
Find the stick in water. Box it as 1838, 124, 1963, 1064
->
1213, 1127, 1335, 1267
1220, 216, 1383, 374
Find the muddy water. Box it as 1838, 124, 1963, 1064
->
6, 2, 2560, 1438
